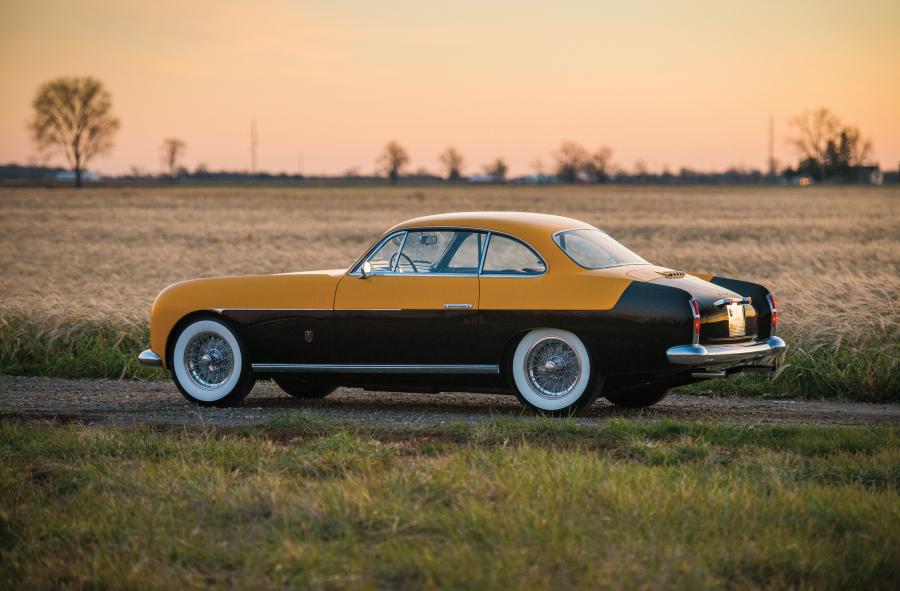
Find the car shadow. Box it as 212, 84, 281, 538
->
241, 387, 685, 421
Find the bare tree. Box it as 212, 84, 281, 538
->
377, 141, 410, 183
483, 158, 508, 182
438, 147, 464, 180
591, 146, 614, 182
788, 107, 841, 179
553, 141, 590, 183
29, 76, 120, 188
160, 138, 186, 179
839, 127, 872, 167
529, 158, 546, 175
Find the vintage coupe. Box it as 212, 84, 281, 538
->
139, 212, 786, 415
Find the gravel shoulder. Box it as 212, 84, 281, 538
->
1, 375, 898, 428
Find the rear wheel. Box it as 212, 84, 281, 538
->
510, 328, 598, 416
170, 317, 255, 407
604, 387, 670, 408
273, 376, 336, 399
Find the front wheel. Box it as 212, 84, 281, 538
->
170, 317, 255, 407
510, 328, 599, 416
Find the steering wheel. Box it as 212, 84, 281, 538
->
390, 252, 418, 272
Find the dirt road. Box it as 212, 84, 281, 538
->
1, 375, 898, 428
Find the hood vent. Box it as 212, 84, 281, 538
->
660, 271, 685, 279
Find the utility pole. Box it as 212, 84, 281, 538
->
767, 115, 776, 178
250, 119, 258, 174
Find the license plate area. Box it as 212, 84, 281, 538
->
727, 303, 746, 337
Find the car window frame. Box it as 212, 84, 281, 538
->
478, 232, 547, 277
551, 228, 650, 270
349, 226, 548, 278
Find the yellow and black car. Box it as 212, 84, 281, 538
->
139, 212, 786, 415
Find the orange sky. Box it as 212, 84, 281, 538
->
1, 0, 898, 176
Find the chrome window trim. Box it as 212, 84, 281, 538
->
479, 231, 547, 277
551, 228, 650, 271
349, 230, 407, 276
348, 226, 548, 278
478, 232, 492, 274
251, 363, 500, 374
391, 231, 410, 272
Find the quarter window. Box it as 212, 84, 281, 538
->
482, 235, 546, 275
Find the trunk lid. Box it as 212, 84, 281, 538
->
624, 265, 758, 343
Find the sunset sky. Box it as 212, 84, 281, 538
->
1, 0, 898, 176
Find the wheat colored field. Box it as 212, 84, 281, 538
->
2, 184, 897, 329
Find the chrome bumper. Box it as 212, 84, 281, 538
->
138, 349, 163, 367
667, 336, 786, 366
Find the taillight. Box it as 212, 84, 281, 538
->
689, 297, 701, 345
766, 293, 777, 335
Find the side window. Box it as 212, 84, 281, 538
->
365, 232, 404, 273
445, 232, 483, 273
396, 231, 455, 273
397, 230, 482, 274
482, 235, 546, 275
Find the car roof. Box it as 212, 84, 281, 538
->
387, 211, 595, 240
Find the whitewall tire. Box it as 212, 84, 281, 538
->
511, 328, 598, 416
170, 317, 255, 407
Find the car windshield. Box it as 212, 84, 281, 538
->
553, 229, 649, 269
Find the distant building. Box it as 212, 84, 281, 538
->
850, 166, 882, 185
54, 170, 101, 181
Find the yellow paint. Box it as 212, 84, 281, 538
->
479, 272, 631, 311
149, 270, 344, 367
334, 275, 478, 310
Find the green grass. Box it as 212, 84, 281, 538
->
1, 417, 898, 589
2, 313, 897, 401
0, 312, 158, 379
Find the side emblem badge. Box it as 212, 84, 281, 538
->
304, 330, 314, 343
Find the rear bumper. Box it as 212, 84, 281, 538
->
138, 349, 163, 367
667, 336, 786, 366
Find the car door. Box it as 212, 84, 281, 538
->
333, 229, 484, 365
474, 233, 551, 362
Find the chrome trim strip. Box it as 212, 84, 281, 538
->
667, 336, 787, 366
251, 363, 500, 374
214, 308, 331, 312
713, 296, 752, 308
392, 231, 410, 272
138, 349, 163, 367
478, 232, 492, 274
443, 303, 473, 309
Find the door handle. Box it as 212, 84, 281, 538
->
443, 303, 473, 309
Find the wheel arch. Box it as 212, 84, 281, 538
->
164, 310, 236, 369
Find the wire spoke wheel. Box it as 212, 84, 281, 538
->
183, 331, 234, 389
524, 336, 581, 399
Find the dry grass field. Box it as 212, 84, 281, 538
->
0, 184, 897, 399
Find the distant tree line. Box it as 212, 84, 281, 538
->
22, 76, 885, 187
783, 107, 874, 182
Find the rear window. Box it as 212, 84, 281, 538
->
553, 229, 648, 269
